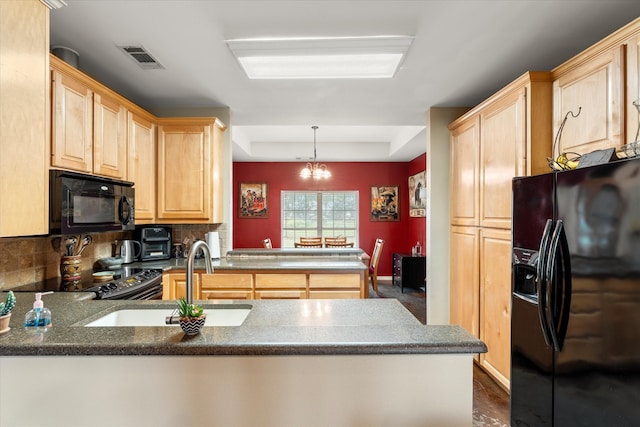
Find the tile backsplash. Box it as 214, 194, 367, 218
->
0, 224, 227, 291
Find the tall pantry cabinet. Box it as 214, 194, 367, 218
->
0, 0, 50, 237
449, 72, 553, 390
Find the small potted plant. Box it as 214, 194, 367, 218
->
176, 297, 206, 335
0, 291, 16, 335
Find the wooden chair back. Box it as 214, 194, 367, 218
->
324, 236, 354, 248
294, 237, 322, 248
369, 238, 385, 295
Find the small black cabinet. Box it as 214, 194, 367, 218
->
392, 253, 426, 293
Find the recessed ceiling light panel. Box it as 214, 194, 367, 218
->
226, 36, 413, 79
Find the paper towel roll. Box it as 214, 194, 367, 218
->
205, 232, 221, 259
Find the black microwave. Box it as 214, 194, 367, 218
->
50, 169, 135, 235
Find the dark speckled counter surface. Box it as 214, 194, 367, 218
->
0, 292, 486, 357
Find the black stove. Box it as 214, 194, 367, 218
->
84, 269, 163, 300
10, 268, 163, 300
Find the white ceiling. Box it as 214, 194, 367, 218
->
49, 1, 640, 162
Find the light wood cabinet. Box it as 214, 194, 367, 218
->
626, 33, 640, 145
449, 226, 480, 344
51, 67, 93, 173
156, 118, 226, 223
255, 273, 307, 299
128, 111, 156, 223
450, 72, 551, 231
201, 273, 253, 300
163, 269, 365, 300
0, 0, 50, 236
162, 273, 201, 301
51, 55, 128, 180
479, 89, 526, 229
478, 228, 512, 390
93, 92, 126, 179
552, 46, 624, 156
449, 72, 552, 390
309, 273, 362, 299
450, 116, 480, 226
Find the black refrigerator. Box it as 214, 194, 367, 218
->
511, 157, 640, 426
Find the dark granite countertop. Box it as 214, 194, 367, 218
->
130, 256, 368, 272
0, 292, 486, 356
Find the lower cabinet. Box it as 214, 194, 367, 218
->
163, 270, 365, 300
478, 228, 512, 390
449, 226, 511, 390
255, 274, 307, 299
309, 273, 362, 299
200, 273, 253, 300
162, 273, 200, 300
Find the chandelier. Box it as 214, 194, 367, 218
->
299, 125, 331, 180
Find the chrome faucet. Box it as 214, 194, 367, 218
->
166, 240, 214, 325
186, 240, 214, 305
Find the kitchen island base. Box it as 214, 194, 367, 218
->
1, 353, 473, 427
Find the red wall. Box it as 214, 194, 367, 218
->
233, 159, 425, 276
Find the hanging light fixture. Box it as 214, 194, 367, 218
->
300, 126, 331, 180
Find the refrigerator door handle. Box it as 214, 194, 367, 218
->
546, 220, 571, 352
536, 219, 554, 347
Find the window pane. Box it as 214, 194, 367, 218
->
282, 191, 358, 248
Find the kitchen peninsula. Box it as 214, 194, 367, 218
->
0, 292, 485, 427
153, 247, 371, 299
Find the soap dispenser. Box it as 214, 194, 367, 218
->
24, 291, 53, 330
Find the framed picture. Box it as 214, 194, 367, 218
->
370, 185, 399, 221
408, 171, 426, 217
239, 182, 268, 218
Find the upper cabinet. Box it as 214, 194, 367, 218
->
128, 111, 156, 223
450, 72, 553, 229
551, 17, 640, 156
93, 92, 127, 179
551, 47, 624, 156
450, 116, 480, 226
0, 0, 50, 237
626, 32, 640, 145
50, 55, 127, 180
156, 118, 226, 224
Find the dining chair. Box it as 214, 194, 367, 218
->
262, 238, 272, 249
324, 237, 354, 248
295, 237, 323, 248
369, 238, 385, 295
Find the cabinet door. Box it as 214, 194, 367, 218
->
93, 92, 126, 179
450, 226, 480, 342
479, 227, 512, 390
626, 34, 640, 146
553, 46, 624, 155
309, 273, 363, 298
51, 69, 93, 173
157, 123, 212, 221
162, 273, 200, 300
200, 273, 253, 300
0, 0, 49, 236
480, 89, 525, 229
255, 290, 307, 299
450, 117, 480, 226
128, 112, 156, 223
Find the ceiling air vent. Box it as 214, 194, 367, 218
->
118, 45, 164, 70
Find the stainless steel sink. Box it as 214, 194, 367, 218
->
84, 304, 252, 327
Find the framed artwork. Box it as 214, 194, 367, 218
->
239, 182, 268, 218
370, 185, 399, 221
408, 171, 426, 217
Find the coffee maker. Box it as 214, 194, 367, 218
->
135, 226, 171, 261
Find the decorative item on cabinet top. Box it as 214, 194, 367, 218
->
548, 108, 582, 171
